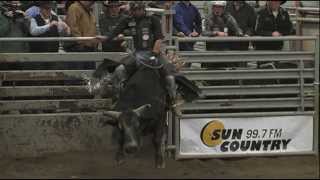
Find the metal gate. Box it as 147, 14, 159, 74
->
168, 36, 319, 159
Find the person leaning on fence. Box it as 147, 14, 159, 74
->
27, 1, 70, 71
65, 1, 98, 70
225, 1, 257, 50
29, 1, 70, 53
0, 1, 30, 71
202, 1, 244, 69
172, 1, 202, 51
65, 1, 98, 52
99, 0, 129, 52
0, 1, 29, 54
254, 0, 294, 51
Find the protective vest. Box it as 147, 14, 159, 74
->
128, 16, 155, 51
29, 14, 59, 52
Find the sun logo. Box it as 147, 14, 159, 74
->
200, 120, 224, 147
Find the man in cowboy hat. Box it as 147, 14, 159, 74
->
254, 0, 293, 51
99, 0, 129, 52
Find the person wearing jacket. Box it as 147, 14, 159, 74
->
173, 1, 202, 51
254, 0, 293, 50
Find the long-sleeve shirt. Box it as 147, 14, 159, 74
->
29, 17, 67, 36
173, 2, 202, 36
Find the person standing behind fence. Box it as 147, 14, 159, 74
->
65, 1, 97, 70
99, 0, 129, 52
65, 1, 98, 52
29, 1, 70, 53
202, 1, 244, 69
202, 1, 243, 51
0, 1, 29, 53
254, 0, 293, 51
225, 1, 257, 50
173, 1, 202, 51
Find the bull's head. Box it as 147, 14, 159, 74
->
103, 104, 151, 154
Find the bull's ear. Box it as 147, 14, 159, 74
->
103, 111, 121, 119
133, 104, 151, 117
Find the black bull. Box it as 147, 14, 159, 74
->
103, 65, 169, 168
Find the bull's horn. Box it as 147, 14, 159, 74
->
134, 104, 151, 117
103, 111, 121, 119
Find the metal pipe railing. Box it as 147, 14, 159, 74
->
296, 7, 320, 12
174, 36, 317, 42
296, 17, 320, 23
0, 36, 133, 42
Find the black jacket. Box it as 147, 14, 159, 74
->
254, 6, 293, 50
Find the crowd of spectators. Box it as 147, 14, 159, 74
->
0, 1, 295, 55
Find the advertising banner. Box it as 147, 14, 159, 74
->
180, 116, 313, 155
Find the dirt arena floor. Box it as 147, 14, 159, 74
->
0, 147, 319, 179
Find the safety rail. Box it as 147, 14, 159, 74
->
173, 36, 318, 114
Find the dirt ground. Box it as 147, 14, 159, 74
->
0, 146, 319, 179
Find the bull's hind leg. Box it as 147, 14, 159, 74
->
153, 129, 167, 168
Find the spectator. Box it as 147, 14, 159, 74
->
0, 5, 10, 37
99, 0, 129, 52
29, 1, 70, 53
254, 0, 293, 50
0, 1, 29, 71
202, 1, 243, 50
173, 1, 202, 51
0, 1, 29, 53
226, 1, 257, 50
202, 1, 243, 69
65, 1, 98, 52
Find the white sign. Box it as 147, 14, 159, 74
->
180, 116, 313, 156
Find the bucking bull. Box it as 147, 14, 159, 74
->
84, 50, 201, 168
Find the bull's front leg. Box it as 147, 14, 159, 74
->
153, 128, 167, 168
